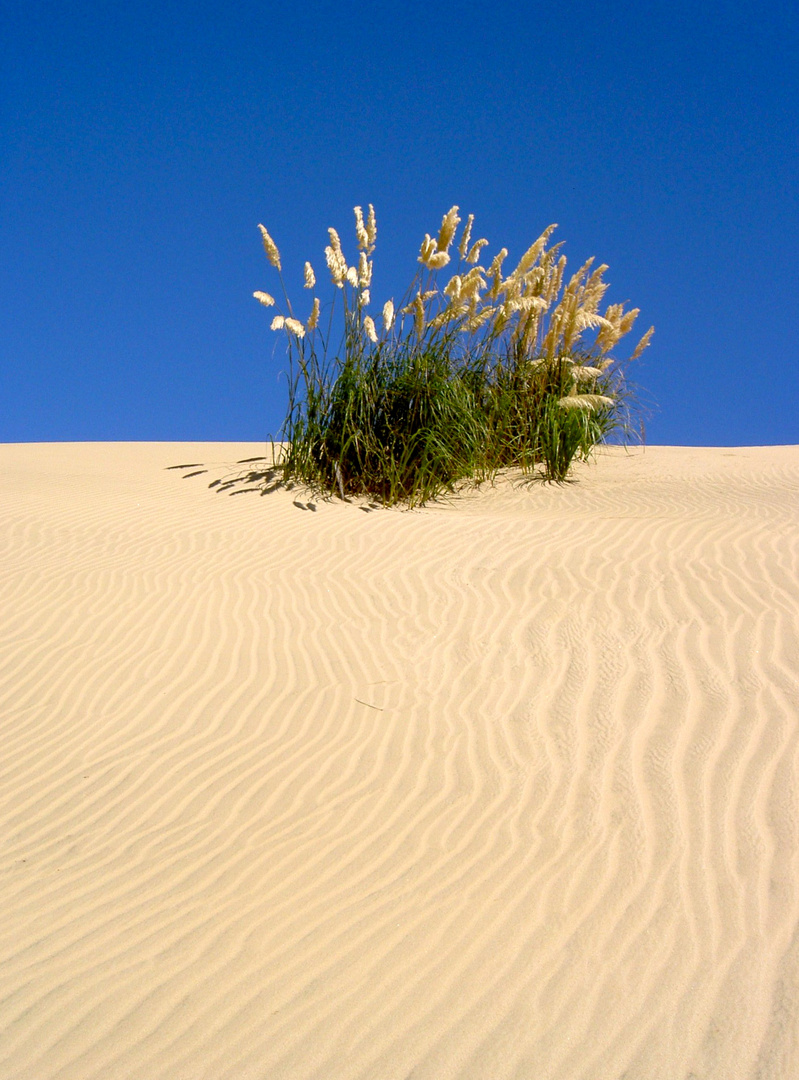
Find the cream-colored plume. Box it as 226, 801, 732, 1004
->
436, 206, 460, 253
354, 206, 369, 251
465, 238, 489, 264
630, 326, 654, 360
413, 294, 425, 337
458, 214, 474, 260
427, 251, 451, 270
325, 229, 348, 287
358, 252, 372, 288
284, 317, 305, 338
418, 234, 436, 265
257, 225, 281, 270
558, 393, 615, 410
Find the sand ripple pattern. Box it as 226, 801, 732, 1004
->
1, 442, 798, 1080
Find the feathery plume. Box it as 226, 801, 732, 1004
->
459, 267, 486, 300
487, 248, 509, 298
253, 290, 275, 307
361, 289, 370, 306
576, 309, 613, 331
444, 275, 462, 301
428, 310, 454, 331
464, 307, 495, 333
558, 394, 615, 411
306, 297, 320, 332
325, 241, 347, 287
346, 266, 359, 288
572, 365, 603, 384
257, 225, 281, 270
512, 224, 557, 278
413, 293, 425, 337
418, 234, 436, 265
303, 262, 316, 289
458, 214, 474, 260
270, 315, 285, 331
465, 238, 489, 264
630, 325, 654, 360
515, 295, 548, 315
363, 315, 378, 343
403, 289, 440, 310
354, 206, 370, 251
436, 206, 460, 253
427, 251, 451, 270
365, 205, 377, 251
358, 252, 372, 288
328, 227, 347, 268
285, 317, 305, 338
382, 299, 395, 331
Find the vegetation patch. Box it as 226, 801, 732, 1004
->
254, 206, 653, 506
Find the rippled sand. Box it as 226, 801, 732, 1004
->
1, 442, 798, 1079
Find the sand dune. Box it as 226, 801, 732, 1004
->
1, 441, 798, 1079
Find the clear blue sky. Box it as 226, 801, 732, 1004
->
2, 0, 797, 445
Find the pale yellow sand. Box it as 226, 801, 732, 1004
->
1, 442, 798, 1080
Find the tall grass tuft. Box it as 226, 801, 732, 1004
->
255, 206, 652, 505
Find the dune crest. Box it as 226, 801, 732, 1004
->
1, 442, 798, 1079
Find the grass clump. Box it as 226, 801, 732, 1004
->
254, 206, 652, 506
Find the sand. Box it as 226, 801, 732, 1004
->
1, 441, 798, 1079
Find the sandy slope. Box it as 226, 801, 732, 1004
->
1, 441, 798, 1080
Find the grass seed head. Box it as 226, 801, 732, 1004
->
630, 325, 654, 360
253, 290, 275, 307
366, 205, 377, 251
513, 225, 557, 278
466, 238, 489, 264
358, 252, 372, 288
325, 243, 347, 287
444, 275, 462, 301
363, 315, 378, 343
413, 293, 425, 337
488, 248, 509, 298
558, 393, 615, 411
285, 317, 305, 338
303, 262, 316, 289
306, 297, 320, 331
459, 267, 486, 300
257, 225, 281, 270
458, 214, 474, 260
464, 307, 495, 333
572, 365, 603, 384
354, 206, 369, 251
382, 299, 395, 331
418, 234, 436, 266
427, 251, 451, 270
436, 206, 460, 253
270, 315, 285, 330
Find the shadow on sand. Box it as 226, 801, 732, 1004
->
165, 457, 385, 513
166, 456, 566, 513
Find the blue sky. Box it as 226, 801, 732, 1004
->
2, 0, 797, 446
